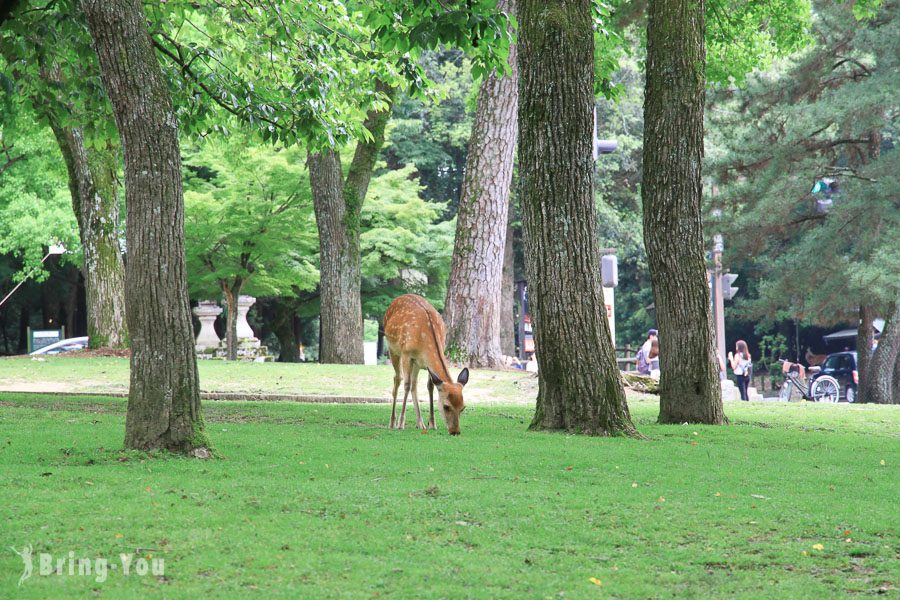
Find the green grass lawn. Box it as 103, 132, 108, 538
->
1, 391, 897, 598
0, 357, 533, 403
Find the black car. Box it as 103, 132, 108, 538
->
810, 351, 858, 403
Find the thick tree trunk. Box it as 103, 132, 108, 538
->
308, 82, 394, 365
869, 302, 898, 404
81, 0, 207, 453
642, 0, 723, 424
443, 0, 518, 369
855, 304, 874, 402
51, 125, 128, 349
308, 150, 364, 364
519, 0, 637, 436
499, 215, 516, 356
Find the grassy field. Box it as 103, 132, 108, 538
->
0, 356, 533, 404
1, 389, 897, 598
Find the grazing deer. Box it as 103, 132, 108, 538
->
384, 294, 469, 435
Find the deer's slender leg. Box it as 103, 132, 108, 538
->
389, 350, 401, 428
409, 365, 426, 430
427, 378, 436, 429
398, 355, 413, 429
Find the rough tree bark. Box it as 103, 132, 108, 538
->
519, 0, 637, 436
80, 0, 207, 453
893, 353, 900, 404
499, 212, 516, 356
50, 125, 128, 349
869, 302, 898, 404
855, 304, 874, 402
443, 0, 518, 368
642, 0, 724, 424
308, 82, 394, 364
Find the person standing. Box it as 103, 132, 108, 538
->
728, 340, 752, 401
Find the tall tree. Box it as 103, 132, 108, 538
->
48, 124, 127, 349
183, 139, 318, 360
519, 0, 637, 436
1, 9, 129, 349
642, 0, 724, 424
308, 83, 395, 364
708, 0, 898, 399
442, 0, 518, 368
80, 0, 207, 453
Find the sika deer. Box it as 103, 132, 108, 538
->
384, 294, 469, 435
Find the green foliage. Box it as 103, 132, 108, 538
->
706, 0, 814, 85
148, 0, 508, 150
360, 164, 455, 318
758, 333, 789, 387
0, 112, 77, 282
0, 0, 115, 149
182, 136, 319, 300
382, 50, 475, 211
708, 0, 899, 327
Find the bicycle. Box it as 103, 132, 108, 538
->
778, 360, 841, 402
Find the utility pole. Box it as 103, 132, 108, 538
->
712, 234, 726, 365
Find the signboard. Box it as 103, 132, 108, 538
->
27, 328, 65, 353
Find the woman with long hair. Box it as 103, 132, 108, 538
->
728, 340, 752, 401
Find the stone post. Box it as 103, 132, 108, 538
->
193, 301, 223, 350
236, 295, 260, 347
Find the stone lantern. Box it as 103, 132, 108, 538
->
193, 301, 223, 351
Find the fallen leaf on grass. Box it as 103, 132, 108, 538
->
565, 466, 573, 471
714, 492, 721, 497
589, 577, 602, 586
812, 543, 824, 551
658, 497, 666, 503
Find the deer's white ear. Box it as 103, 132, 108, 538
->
457, 368, 469, 386
428, 368, 444, 387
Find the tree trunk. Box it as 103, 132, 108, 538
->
893, 353, 899, 404
273, 299, 299, 363
500, 215, 516, 356
50, 125, 128, 349
642, 0, 723, 424
443, 0, 518, 369
308, 82, 394, 365
519, 0, 637, 436
221, 281, 242, 361
308, 150, 364, 364
81, 0, 207, 453
855, 304, 874, 402
868, 302, 898, 404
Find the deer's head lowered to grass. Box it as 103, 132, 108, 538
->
384, 294, 470, 435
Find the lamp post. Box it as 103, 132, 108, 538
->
0, 243, 67, 310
